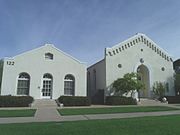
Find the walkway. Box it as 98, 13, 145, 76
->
1, 104, 180, 124
1, 108, 180, 124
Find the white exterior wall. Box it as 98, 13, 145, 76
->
1, 44, 86, 99
105, 33, 175, 97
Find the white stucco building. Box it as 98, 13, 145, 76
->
0, 44, 87, 99
88, 33, 175, 103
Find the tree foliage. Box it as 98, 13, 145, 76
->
112, 72, 144, 96
152, 81, 166, 98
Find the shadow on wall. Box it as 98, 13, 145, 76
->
166, 76, 175, 96
91, 84, 125, 105
90, 84, 115, 105
106, 84, 115, 96
91, 89, 105, 105
174, 73, 180, 96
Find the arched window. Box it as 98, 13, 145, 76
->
64, 74, 75, 96
17, 73, 30, 95
45, 53, 53, 60
43, 73, 53, 79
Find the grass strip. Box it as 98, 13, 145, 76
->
0, 109, 36, 117
58, 106, 179, 115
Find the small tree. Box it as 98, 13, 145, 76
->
112, 78, 129, 96
152, 81, 166, 99
112, 73, 144, 97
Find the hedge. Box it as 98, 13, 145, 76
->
105, 96, 137, 105
58, 96, 91, 106
0, 96, 34, 107
165, 96, 180, 104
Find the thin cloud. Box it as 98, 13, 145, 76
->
0, 0, 180, 64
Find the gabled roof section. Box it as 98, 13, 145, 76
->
174, 59, 180, 65
105, 33, 173, 62
88, 59, 105, 69
46, 44, 86, 64
6, 44, 86, 64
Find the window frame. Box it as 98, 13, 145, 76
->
64, 74, 75, 96
17, 73, 30, 96
45, 52, 53, 60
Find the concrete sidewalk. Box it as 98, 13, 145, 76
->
1, 105, 180, 124
35, 107, 60, 121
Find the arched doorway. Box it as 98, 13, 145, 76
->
41, 73, 53, 99
137, 65, 150, 98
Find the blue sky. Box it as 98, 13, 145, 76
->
0, 0, 180, 66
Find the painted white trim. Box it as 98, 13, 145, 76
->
15, 72, 31, 96
49, 44, 87, 65
15, 74, 19, 95
41, 73, 53, 99
143, 34, 172, 57
106, 33, 173, 58
63, 73, 76, 96
107, 33, 140, 49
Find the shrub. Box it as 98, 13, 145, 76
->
105, 96, 137, 105
153, 82, 166, 99
165, 96, 180, 104
0, 96, 34, 107
58, 96, 91, 106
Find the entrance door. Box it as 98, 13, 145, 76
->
41, 74, 53, 99
137, 65, 150, 98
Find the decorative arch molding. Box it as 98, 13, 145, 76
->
43, 73, 53, 79
134, 61, 153, 97
16, 72, 30, 95
41, 73, 53, 99
64, 74, 75, 96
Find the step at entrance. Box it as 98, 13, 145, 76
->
32, 99, 58, 108
138, 98, 166, 106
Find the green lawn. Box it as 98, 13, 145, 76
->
58, 106, 179, 115
0, 109, 36, 117
1, 115, 180, 135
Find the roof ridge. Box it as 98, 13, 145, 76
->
5, 44, 86, 65
106, 33, 172, 57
